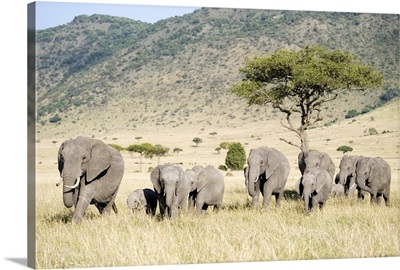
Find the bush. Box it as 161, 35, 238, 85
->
108, 144, 124, 152
218, 165, 228, 171
336, 145, 353, 154
345, 109, 359, 119
368, 127, 378, 135
49, 115, 61, 123
225, 142, 246, 171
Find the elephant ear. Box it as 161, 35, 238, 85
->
298, 151, 307, 175
314, 170, 326, 194
177, 167, 186, 188
86, 140, 112, 182
368, 158, 379, 184
57, 141, 67, 177
139, 190, 148, 206
150, 166, 163, 195
264, 149, 280, 179
294, 177, 304, 196
197, 169, 208, 192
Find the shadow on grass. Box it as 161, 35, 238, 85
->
44, 212, 72, 224
44, 211, 101, 224
284, 189, 302, 201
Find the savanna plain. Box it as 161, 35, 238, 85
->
35, 99, 399, 269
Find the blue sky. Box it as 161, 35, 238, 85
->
33, 0, 400, 30
35, 1, 199, 30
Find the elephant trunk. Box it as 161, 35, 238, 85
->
247, 167, 258, 197
355, 175, 373, 194
338, 170, 349, 186
165, 187, 174, 209
61, 165, 81, 208
303, 191, 311, 213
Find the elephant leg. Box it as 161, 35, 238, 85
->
201, 204, 209, 215
261, 184, 273, 209
383, 192, 390, 206
370, 193, 379, 205
213, 204, 220, 213
73, 195, 92, 223
196, 199, 205, 215
252, 194, 259, 207
101, 200, 117, 216
188, 193, 196, 213
170, 206, 179, 219
357, 188, 365, 201
311, 197, 319, 211
158, 196, 166, 217
275, 190, 284, 208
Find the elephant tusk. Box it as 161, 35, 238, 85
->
56, 178, 63, 187
65, 177, 80, 189
350, 183, 356, 190
254, 176, 259, 183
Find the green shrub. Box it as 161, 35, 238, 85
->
225, 142, 246, 171
218, 165, 228, 171
49, 115, 61, 123
336, 145, 353, 154
368, 127, 378, 135
108, 144, 124, 152
345, 109, 359, 119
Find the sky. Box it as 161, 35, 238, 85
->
34, 0, 400, 30
35, 1, 199, 30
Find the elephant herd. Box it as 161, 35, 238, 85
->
56, 136, 392, 223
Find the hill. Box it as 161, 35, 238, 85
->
35, 7, 399, 141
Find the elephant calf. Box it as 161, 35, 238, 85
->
127, 188, 158, 216
186, 165, 225, 215
296, 168, 333, 213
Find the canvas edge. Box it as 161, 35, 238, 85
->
27, 2, 37, 269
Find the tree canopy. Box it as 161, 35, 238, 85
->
230, 45, 383, 151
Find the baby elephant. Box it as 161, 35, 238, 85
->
296, 168, 333, 213
127, 188, 158, 216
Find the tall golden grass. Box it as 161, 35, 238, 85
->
35, 172, 399, 269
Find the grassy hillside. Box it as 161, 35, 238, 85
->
35, 8, 399, 141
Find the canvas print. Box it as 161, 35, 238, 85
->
28, 1, 399, 269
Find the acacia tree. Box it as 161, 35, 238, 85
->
173, 148, 183, 161
148, 144, 170, 165
126, 143, 154, 172
231, 46, 383, 152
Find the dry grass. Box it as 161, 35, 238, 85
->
34, 99, 399, 268
35, 173, 399, 269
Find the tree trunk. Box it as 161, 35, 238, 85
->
299, 129, 309, 152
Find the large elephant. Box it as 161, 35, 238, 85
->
150, 164, 190, 218
355, 157, 391, 206
336, 155, 363, 197
296, 168, 332, 213
185, 165, 225, 215
126, 188, 158, 216
245, 146, 290, 208
298, 150, 335, 180
57, 136, 125, 223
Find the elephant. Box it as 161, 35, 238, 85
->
57, 136, 125, 223
331, 183, 344, 196
336, 155, 364, 197
355, 157, 391, 206
150, 164, 190, 218
296, 168, 332, 213
185, 165, 225, 215
126, 188, 158, 216
245, 146, 290, 208
298, 150, 335, 180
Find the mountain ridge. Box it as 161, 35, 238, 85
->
35, 7, 399, 140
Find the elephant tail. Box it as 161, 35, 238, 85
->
112, 202, 118, 214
